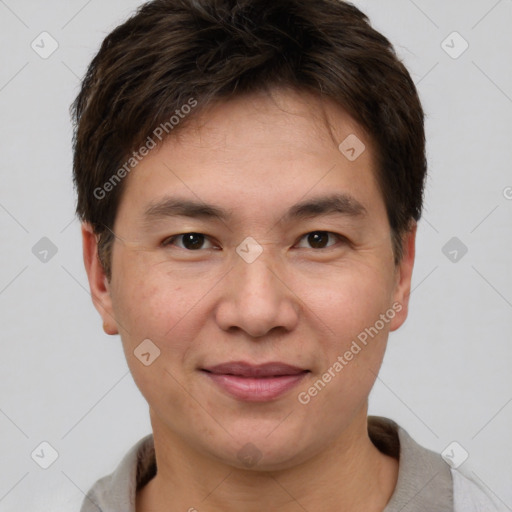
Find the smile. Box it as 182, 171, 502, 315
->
201, 361, 310, 402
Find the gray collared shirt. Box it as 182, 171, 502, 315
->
80, 416, 501, 512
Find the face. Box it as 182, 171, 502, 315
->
83, 89, 415, 470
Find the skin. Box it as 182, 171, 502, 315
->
82, 88, 416, 512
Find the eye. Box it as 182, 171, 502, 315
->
162, 232, 216, 250
295, 231, 345, 249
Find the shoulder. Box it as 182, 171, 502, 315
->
80, 433, 155, 512
451, 469, 506, 512
368, 416, 505, 512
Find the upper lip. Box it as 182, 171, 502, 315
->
202, 361, 308, 377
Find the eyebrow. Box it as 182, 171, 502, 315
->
142, 193, 367, 225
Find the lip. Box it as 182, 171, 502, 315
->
201, 361, 309, 402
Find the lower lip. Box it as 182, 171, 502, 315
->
203, 371, 308, 402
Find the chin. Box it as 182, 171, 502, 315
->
205, 427, 321, 472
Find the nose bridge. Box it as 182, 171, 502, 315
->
233, 235, 282, 294
236, 250, 280, 302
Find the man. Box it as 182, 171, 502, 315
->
73, 0, 502, 510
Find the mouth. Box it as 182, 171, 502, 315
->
201, 361, 310, 402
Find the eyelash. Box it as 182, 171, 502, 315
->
161, 231, 348, 251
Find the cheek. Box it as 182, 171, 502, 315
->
305, 263, 396, 344
110, 260, 222, 384
111, 253, 198, 340
295, 272, 392, 429
112, 270, 202, 411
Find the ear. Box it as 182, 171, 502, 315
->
81, 222, 119, 335
389, 222, 417, 332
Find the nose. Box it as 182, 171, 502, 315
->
214, 250, 300, 338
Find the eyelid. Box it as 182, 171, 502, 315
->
161, 231, 348, 251
162, 233, 218, 250
295, 231, 347, 249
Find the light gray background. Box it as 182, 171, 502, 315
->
1, 0, 511, 510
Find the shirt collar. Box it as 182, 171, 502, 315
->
81, 416, 453, 511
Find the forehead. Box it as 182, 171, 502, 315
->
172, 89, 370, 157
114, 89, 385, 228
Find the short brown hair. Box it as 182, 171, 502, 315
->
72, 0, 426, 279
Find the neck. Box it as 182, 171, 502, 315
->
137, 408, 398, 512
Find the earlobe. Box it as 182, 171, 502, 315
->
389, 223, 417, 332
81, 222, 119, 335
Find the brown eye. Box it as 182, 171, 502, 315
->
163, 233, 213, 250
296, 231, 342, 249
